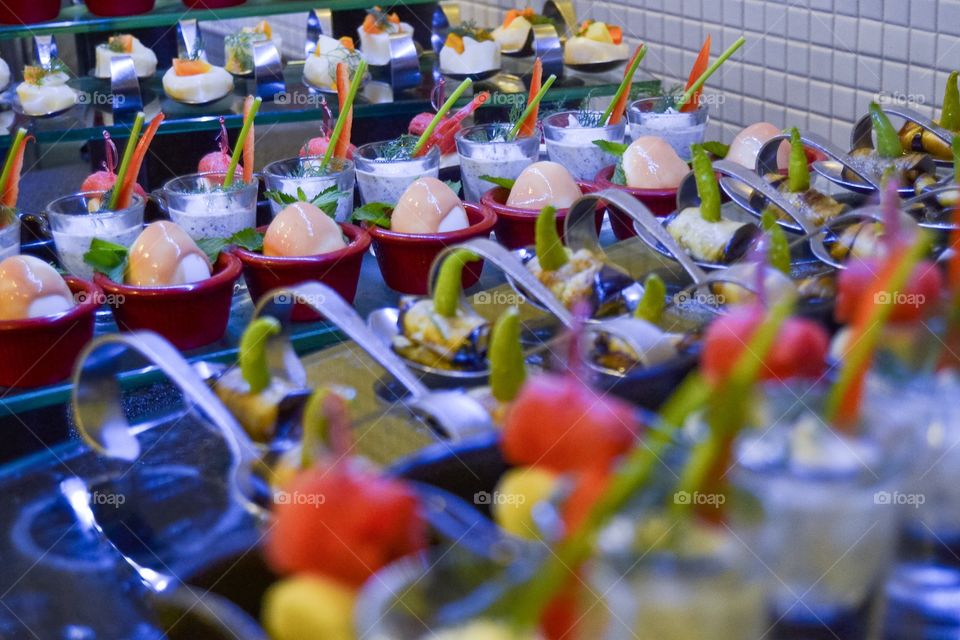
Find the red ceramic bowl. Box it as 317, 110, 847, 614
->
0, 0, 59, 24
366, 203, 496, 295
94, 253, 242, 350
85, 0, 155, 16
182, 0, 245, 7
0, 278, 99, 389
233, 224, 371, 323
593, 165, 678, 240
480, 181, 603, 250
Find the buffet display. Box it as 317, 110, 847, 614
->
2, 3, 960, 640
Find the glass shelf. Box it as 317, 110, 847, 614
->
0, 0, 437, 40
0, 56, 661, 145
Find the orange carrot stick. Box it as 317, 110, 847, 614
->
242, 96, 255, 184
334, 63, 353, 161
607, 46, 645, 125
116, 112, 164, 210
519, 58, 542, 138
0, 130, 32, 209
681, 35, 711, 113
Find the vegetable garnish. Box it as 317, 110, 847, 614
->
108, 112, 143, 210
412, 77, 473, 157
0, 128, 31, 209
480, 175, 516, 190
941, 71, 960, 132
240, 316, 281, 394
319, 60, 367, 172
334, 63, 354, 161
433, 248, 480, 317
264, 184, 344, 218
761, 208, 791, 275
869, 101, 904, 159
679, 35, 711, 113
195, 227, 265, 264
490, 306, 526, 403
242, 96, 256, 185
509, 295, 795, 631
350, 201, 392, 228
508, 73, 557, 140
601, 44, 647, 125
675, 36, 745, 111
519, 58, 542, 139
116, 112, 164, 211
535, 205, 568, 271
223, 96, 262, 188
634, 273, 666, 322
300, 387, 353, 469
787, 126, 810, 193
700, 140, 729, 158
419, 91, 489, 154
82, 237, 129, 283
691, 143, 721, 222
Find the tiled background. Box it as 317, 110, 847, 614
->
211, 0, 957, 144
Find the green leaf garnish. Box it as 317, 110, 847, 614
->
83, 238, 128, 283
592, 140, 629, 156
611, 159, 627, 186
480, 175, 516, 190
444, 180, 463, 196
196, 228, 264, 263
351, 202, 393, 228
701, 140, 729, 158
263, 184, 345, 218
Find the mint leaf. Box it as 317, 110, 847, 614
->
197, 228, 264, 263
264, 184, 345, 219
351, 202, 393, 228
592, 140, 629, 156
480, 175, 515, 190
83, 237, 128, 282
444, 180, 462, 197
612, 159, 627, 186
701, 140, 730, 158
264, 189, 297, 206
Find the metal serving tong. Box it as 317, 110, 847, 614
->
851, 104, 954, 167
566, 187, 776, 301
255, 281, 494, 441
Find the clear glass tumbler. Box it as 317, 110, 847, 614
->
455, 123, 539, 202
262, 156, 356, 222
543, 110, 626, 181
628, 96, 709, 161
354, 141, 440, 206
162, 172, 259, 240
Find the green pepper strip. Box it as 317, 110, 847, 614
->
870, 101, 903, 159
691, 144, 721, 222
434, 249, 480, 318
240, 316, 281, 394
535, 205, 568, 271
490, 307, 526, 403
787, 127, 809, 193
761, 208, 791, 275
634, 273, 666, 322
953, 136, 960, 184
941, 71, 960, 132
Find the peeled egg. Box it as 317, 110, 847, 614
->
391, 177, 469, 234
264, 202, 347, 257
0, 255, 75, 321
726, 122, 789, 170
621, 136, 690, 189
506, 161, 583, 210
126, 221, 212, 286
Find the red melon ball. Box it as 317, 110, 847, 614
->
81, 171, 147, 198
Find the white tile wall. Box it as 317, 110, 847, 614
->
209, 1, 955, 146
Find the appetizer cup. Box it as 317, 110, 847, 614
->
455, 123, 540, 202
543, 110, 626, 181
628, 96, 708, 161
232, 224, 371, 322
0, 277, 100, 388
94, 253, 242, 350
594, 164, 678, 239
354, 142, 440, 206
480, 182, 603, 250
161, 172, 258, 241
262, 156, 355, 222
46, 192, 145, 279
0, 209, 19, 259
366, 202, 496, 294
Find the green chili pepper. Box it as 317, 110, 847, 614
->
434, 249, 479, 318
300, 387, 332, 469
761, 208, 791, 275
869, 102, 903, 159
941, 71, 960, 132
787, 127, 809, 193
240, 316, 281, 394
535, 205, 569, 271
691, 144, 721, 222
953, 136, 960, 184
490, 307, 526, 403
634, 273, 666, 322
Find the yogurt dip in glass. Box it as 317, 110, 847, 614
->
543, 110, 626, 181
45, 192, 145, 278
628, 96, 709, 161
455, 123, 539, 202
354, 140, 440, 206
263, 156, 355, 222
0, 208, 19, 260
162, 172, 258, 240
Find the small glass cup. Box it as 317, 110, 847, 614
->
262, 156, 355, 222
353, 142, 440, 206
543, 110, 626, 181
455, 123, 539, 202
46, 192, 145, 279
627, 96, 709, 161
0, 208, 20, 260
162, 172, 258, 241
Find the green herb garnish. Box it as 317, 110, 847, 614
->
196, 227, 264, 264
83, 238, 129, 283
701, 140, 729, 158
351, 202, 393, 228
480, 175, 516, 190
263, 185, 344, 218
592, 140, 629, 156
